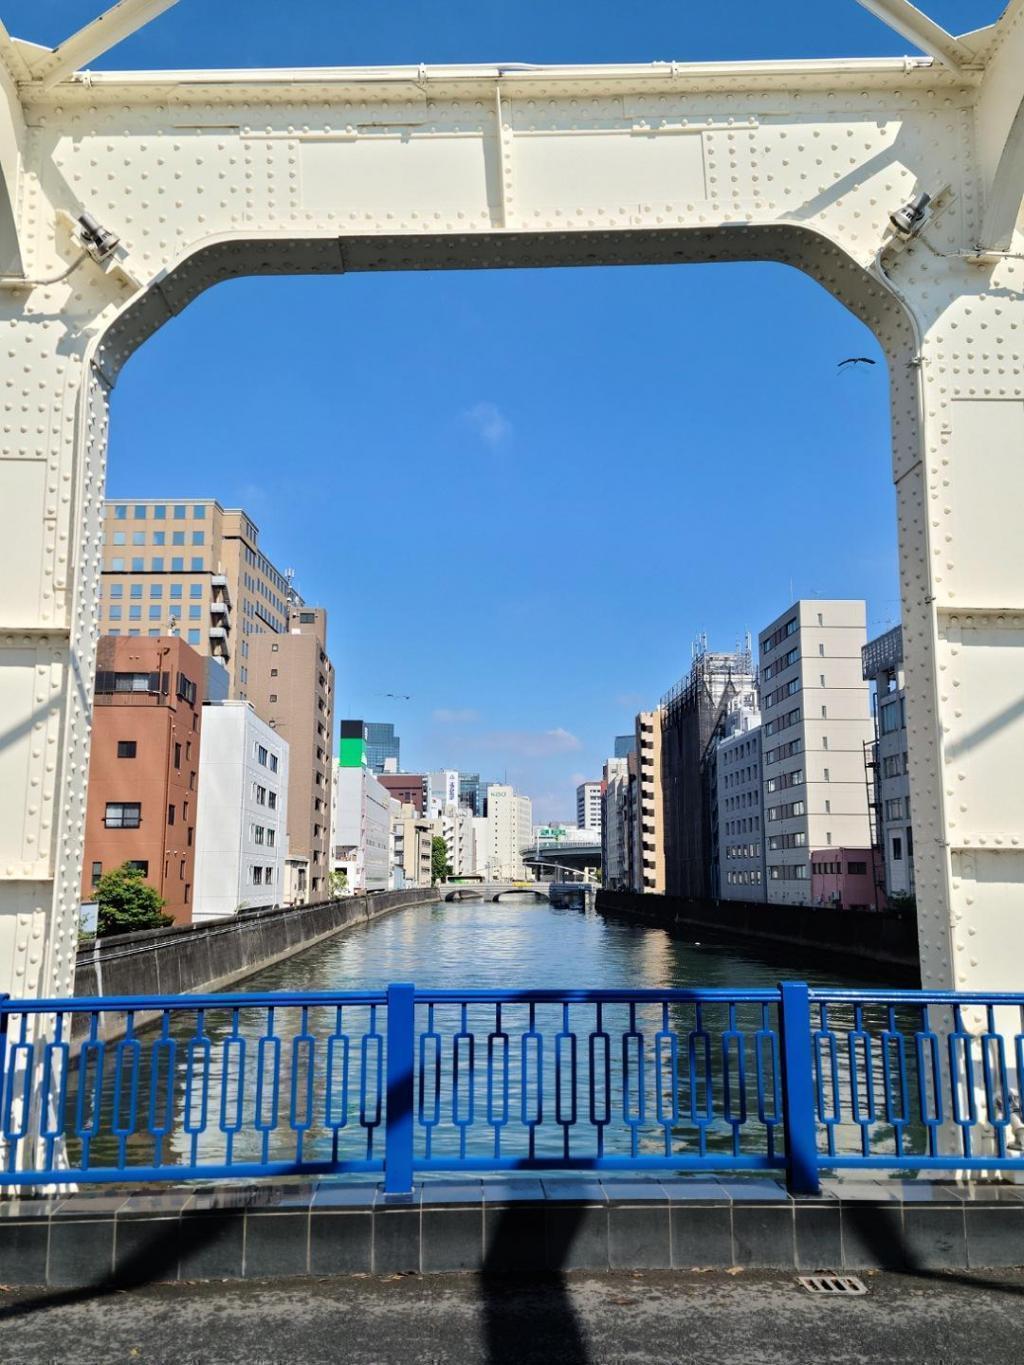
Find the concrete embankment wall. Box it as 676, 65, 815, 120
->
596, 889, 919, 981
73, 887, 437, 1003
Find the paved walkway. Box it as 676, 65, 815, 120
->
0, 1269, 1022, 1364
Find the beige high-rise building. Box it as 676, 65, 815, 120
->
249, 606, 335, 904
633, 709, 665, 893
98, 500, 294, 700
758, 600, 874, 904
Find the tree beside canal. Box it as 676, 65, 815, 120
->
95, 862, 173, 937
431, 836, 452, 885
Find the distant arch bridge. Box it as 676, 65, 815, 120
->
442, 881, 551, 903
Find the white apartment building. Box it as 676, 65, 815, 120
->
440, 801, 475, 877
388, 796, 404, 889
862, 626, 914, 900
330, 761, 391, 891
483, 784, 533, 880
602, 756, 630, 890
759, 600, 874, 904
716, 710, 766, 901
472, 815, 492, 878
193, 701, 289, 921
576, 781, 603, 834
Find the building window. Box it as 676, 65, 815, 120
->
128, 860, 149, 876
267, 791, 277, 809
148, 605, 161, 621
173, 504, 186, 520
189, 584, 202, 599
109, 605, 123, 621
267, 829, 275, 847
170, 584, 182, 600
265, 866, 274, 884
132, 531, 145, 546
174, 742, 182, 769
171, 556, 184, 572
167, 804, 175, 826
270, 668, 278, 677
256, 744, 268, 766
255, 785, 266, 806
187, 629, 200, 645
153, 531, 165, 546
885, 798, 905, 821
116, 740, 137, 759
269, 693, 277, 704
111, 557, 125, 571
131, 557, 144, 572
252, 866, 264, 885
113, 505, 127, 520
191, 557, 204, 571
192, 531, 205, 545
104, 802, 141, 829
179, 858, 186, 879
269, 754, 279, 773
847, 861, 867, 875
154, 504, 166, 520
193, 505, 206, 519
109, 583, 124, 599
172, 531, 185, 546
91, 861, 102, 885
112, 531, 126, 546
254, 826, 265, 845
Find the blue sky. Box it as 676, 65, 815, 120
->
6, 3, 1003, 820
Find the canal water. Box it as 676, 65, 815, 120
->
238, 894, 870, 994
69, 897, 903, 1176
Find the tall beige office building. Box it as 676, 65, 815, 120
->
758, 599, 874, 904
98, 500, 294, 700
249, 606, 335, 903
633, 708, 665, 893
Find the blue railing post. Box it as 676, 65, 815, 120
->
0, 994, 8, 1130
778, 982, 820, 1196
384, 982, 416, 1197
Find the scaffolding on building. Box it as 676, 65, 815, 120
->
660, 645, 755, 901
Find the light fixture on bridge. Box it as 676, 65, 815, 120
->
76, 212, 120, 263
889, 191, 931, 238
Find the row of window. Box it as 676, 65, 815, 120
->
724, 816, 760, 835
762, 677, 801, 710
108, 583, 204, 600
723, 764, 758, 789
724, 791, 757, 811
255, 743, 279, 773
766, 769, 804, 793
761, 646, 800, 682
251, 865, 276, 886
766, 800, 806, 822
764, 707, 801, 738
761, 616, 799, 655
812, 860, 868, 876
722, 736, 758, 764
109, 605, 206, 622
110, 530, 205, 547
767, 831, 807, 850
112, 504, 207, 521
251, 825, 277, 847
108, 557, 205, 573
725, 842, 761, 859
253, 784, 278, 808
764, 737, 802, 767
768, 864, 809, 880
725, 870, 763, 886
882, 751, 909, 778
885, 797, 911, 820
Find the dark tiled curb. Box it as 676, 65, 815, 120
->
0, 1178, 1021, 1287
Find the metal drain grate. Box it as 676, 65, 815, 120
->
799, 1275, 868, 1296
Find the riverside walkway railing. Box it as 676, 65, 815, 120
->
1, 985, 1021, 1194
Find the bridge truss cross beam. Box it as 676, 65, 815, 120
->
0, 3, 1022, 1009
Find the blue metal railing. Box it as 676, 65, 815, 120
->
1, 984, 1022, 1194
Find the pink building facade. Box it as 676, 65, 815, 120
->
810, 847, 885, 911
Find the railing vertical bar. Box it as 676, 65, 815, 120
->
384, 983, 416, 1197
778, 982, 819, 1196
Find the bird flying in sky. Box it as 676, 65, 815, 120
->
837, 357, 877, 369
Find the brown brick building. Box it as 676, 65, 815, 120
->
82, 636, 204, 926
377, 773, 427, 815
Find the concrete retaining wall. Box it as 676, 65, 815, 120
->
74, 887, 437, 1003
596, 889, 919, 981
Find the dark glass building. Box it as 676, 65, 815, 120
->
365, 721, 400, 774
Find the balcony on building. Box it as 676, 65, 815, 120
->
211, 573, 232, 605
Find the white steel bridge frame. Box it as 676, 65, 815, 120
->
0, 1, 1023, 1009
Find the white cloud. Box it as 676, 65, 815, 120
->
477, 727, 582, 758
432, 707, 480, 725
461, 400, 512, 447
